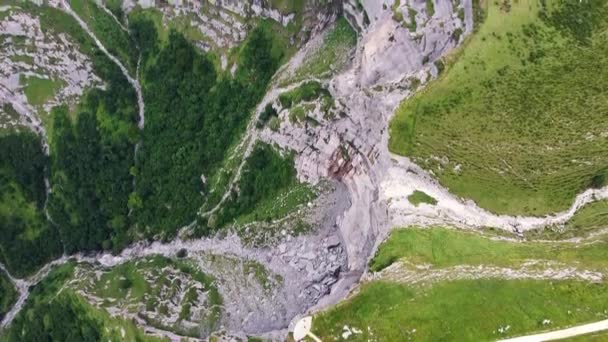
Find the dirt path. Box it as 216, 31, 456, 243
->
383, 156, 608, 234
58, 0, 145, 129
372, 260, 605, 285
500, 320, 608, 341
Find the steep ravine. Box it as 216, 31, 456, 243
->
3, 1, 608, 340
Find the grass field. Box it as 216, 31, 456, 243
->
235, 182, 316, 225
389, 0, 608, 216
369, 227, 608, 272
407, 190, 437, 206
281, 17, 357, 84
0, 270, 16, 321
312, 279, 608, 341
19, 75, 64, 107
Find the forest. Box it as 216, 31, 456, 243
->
130, 18, 287, 238
47, 60, 138, 254
0, 9, 293, 279
213, 143, 298, 228
0, 133, 62, 277
2, 264, 103, 342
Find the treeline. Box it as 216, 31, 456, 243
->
3, 263, 103, 342
1, 9, 290, 279
5, 293, 102, 342
0, 5, 139, 279
213, 143, 297, 228
0, 133, 62, 277
47, 71, 137, 254
129, 18, 286, 238
0, 270, 17, 320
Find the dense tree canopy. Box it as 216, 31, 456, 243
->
214, 143, 297, 228
47, 58, 138, 254
1, 14, 291, 278
0, 133, 62, 277
131, 21, 286, 238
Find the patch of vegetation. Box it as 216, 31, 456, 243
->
3, 262, 166, 342
426, 0, 435, 17
256, 103, 278, 129
269, 0, 305, 15
129, 18, 287, 238
70, 0, 138, 72
236, 182, 316, 226
286, 17, 357, 83
407, 190, 437, 206
289, 105, 307, 123
0, 133, 62, 277
389, 0, 608, 215
407, 8, 418, 31
10, 54, 34, 64
472, 0, 487, 31
212, 143, 301, 228
243, 260, 282, 291
392, 0, 403, 22
313, 279, 608, 341
370, 227, 608, 272
0, 270, 17, 321
78, 256, 222, 337
451, 27, 463, 42
434, 59, 445, 75
19, 75, 64, 106
278, 81, 332, 109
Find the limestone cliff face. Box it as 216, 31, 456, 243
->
120, 0, 342, 51
260, 0, 473, 275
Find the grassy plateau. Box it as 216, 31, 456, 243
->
389, 0, 608, 216
313, 226, 608, 341
370, 227, 608, 272
313, 279, 608, 341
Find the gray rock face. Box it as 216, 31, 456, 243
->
0, 8, 102, 147
260, 0, 473, 315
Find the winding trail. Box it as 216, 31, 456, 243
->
58, 0, 145, 129
383, 156, 608, 233
499, 320, 608, 341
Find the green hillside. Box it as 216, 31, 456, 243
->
389, 0, 608, 215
